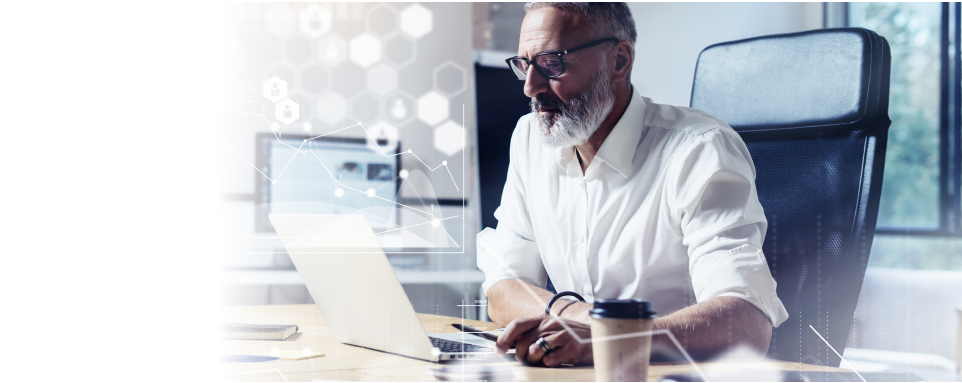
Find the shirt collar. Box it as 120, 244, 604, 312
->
592, 87, 648, 178
553, 87, 648, 179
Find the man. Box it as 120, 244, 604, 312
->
476, 2, 789, 367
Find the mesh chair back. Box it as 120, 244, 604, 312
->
690, 28, 891, 366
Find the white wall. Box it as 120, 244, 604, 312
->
629, 2, 822, 107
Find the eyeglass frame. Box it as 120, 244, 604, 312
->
504, 37, 621, 81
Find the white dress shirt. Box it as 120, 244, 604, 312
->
477, 89, 789, 327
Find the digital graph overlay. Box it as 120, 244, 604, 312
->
810, 325, 866, 382
223, 107, 465, 251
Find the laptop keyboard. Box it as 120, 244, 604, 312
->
429, 336, 494, 353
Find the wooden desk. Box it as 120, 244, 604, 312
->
221, 304, 850, 382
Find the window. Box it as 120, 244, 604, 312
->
847, 3, 962, 269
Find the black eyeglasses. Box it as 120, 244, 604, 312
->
505, 37, 620, 81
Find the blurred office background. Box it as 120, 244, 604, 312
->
218, 3, 961, 379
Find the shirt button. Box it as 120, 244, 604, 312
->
578, 235, 585, 243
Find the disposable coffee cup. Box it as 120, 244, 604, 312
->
590, 299, 656, 382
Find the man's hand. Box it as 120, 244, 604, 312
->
495, 314, 593, 367
486, 279, 592, 327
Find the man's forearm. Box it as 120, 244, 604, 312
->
651, 296, 772, 360
486, 279, 592, 327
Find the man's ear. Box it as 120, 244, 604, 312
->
611, 41, 633, 83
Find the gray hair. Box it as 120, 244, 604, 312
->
523, 2, 637, 52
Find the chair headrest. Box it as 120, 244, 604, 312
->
690, 28, 889, 132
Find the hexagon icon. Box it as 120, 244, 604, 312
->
434, 120, 465, 156
301, 66, 331, 94
316, 92, 348, 126
384, 34, 416, 68
316, 35, 347, 67
400, 4, 432, 39
433, 61, 468, 97
299, 4, 332, 39
366, 121, 399, 154
350, 92, 381, 123
240, 76, 261, 103
265, 4, 297, 38
384, 91, 416, 125
349, 33, 382, 68
366, 63, 398, 96
275, 98, 300, 125
366, 4, 398, 37
417, 91, 449, 126
263, 76, 288, 103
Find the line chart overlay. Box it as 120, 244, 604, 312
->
222, 106, 467, 253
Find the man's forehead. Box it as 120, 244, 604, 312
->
518, 6, 589, 56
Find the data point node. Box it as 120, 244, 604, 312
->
272, 181, 276, 184
334, 188, 344, 198
408, 149, 412, 153
431, 219, 440, 228
366, 188, 376, 198
399, 169, 409, 179
441, 161, 447, 166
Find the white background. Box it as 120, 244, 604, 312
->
1, 2, 219, 380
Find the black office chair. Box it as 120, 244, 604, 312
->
690, 28, 891, 367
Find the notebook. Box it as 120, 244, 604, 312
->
221, 323, 298, 341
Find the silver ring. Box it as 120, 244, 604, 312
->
536, 336, 553, 355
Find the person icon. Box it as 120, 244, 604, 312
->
390, 98, 407, 119
271, 82, 280, 97
244, 82, 255, 97
283, 104, 292, 119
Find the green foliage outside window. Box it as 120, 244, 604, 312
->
851, 2, 942, 229
848, 3, 958, 270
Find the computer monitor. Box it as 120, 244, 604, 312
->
474, 63, 532, 231
255, 132, 399, 232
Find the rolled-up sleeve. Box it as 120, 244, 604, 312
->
667, 127, 789, 327
477, 118, 547, 294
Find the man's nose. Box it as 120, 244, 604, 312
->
523, 64, 549, 99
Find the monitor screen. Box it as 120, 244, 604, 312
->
255, 132, 399, 232
475, 63, 532, 231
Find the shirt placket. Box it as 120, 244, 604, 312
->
577, 177, 592, 300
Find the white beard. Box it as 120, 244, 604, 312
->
531, 59, 615, 148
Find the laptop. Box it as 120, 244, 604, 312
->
269, 213, 496, 361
